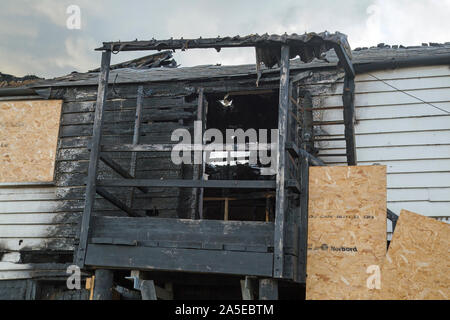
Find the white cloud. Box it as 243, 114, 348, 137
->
53, 36, 98, 72
1, 0, 450, 78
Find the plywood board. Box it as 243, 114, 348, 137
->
0, 100, 62, 183
306, 165, 387, 300
375, 210, 450, 300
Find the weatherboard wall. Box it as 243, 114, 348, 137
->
305, 65, 450, 238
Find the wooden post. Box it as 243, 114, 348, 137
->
342, 75, 357, 165
93, 269, 114, 300
241, 276, 255, 300
298, 159, 309, 283
140, 280, 157, 300
76, 50, 111, 268
191, 88, 205, 220
126, 85, 145, 209
274, 45, 290, 278
224, 198, 229, 221
85, 276, 95, 300
259, 278, 278, 300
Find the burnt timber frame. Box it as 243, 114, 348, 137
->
76, 36, 356, 293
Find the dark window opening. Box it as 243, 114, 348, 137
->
202, 91, 279, 222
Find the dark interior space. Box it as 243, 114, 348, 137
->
203, 92, 279, 222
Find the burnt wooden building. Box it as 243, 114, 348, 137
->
1, 32, 449, 299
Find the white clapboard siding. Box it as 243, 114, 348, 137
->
317, 131, 450, 149
387, 188, 450, 202
0, 186, 77, 280
315, 65, 450, 225
324, 159, 450, 173
317, 103, 450, 121
317, 115, 450, 135
318, 75, 450, 94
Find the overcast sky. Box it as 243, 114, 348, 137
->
1, 0, 449, 78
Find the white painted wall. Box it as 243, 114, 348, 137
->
309, 65, 450, 237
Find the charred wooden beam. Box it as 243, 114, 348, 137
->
258, 278, 278, 300
127, 85, 145, 208
96, 33, 350, 54
85, 244, 274, 277
101, 143, 275, 153
97, 179, 277, 189
96, 187, 143, 217
93, 269, 114, 300
333, 43, 355, 79
99, 154, 149, 194
192, 88, 206, 220
298, 159, 309, 284
274, 45, 290, 279
286, 142, 325, 167
342, 75, 357, 165
76, 50, 111, 268
387, 209, 399, 231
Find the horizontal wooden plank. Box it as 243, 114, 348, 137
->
356, 65, 450, 81
0, 213, 80, 225
319, 87, 450, 108
0, 188, 58, 201
388, 188, 450, 202
62, 97, 187, 113
91, 217, 274, 248
302, 66, 450, 86
318, 103, 450, 122
0, 238, 75, 251
387, 201, 450, 217
316, 131, 450, 149
318, 115, 450, 135
0, 200, 65, 214
97, 179, 277, 189
319, 145, 450, 161
62, 108, 195, 125
315, 75, 450, 95
324, 159, 450, 174
85, 244, 274, 276
0, 225, 76, 238
387, 172, 450, 188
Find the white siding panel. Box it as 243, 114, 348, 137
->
315, 65, 450, 224
387, 188, 450, 202
0, 186, 76, 280
320, 145, 450, 161
326, 159, 450, 174
354, 65, 450, 81
0, 238, 74, 251
318, 115, 450, 135
387, 201, 450, 217
0, 213, 78, 225
319, 103, 450, 121
321, 88, 450, 107
322, 76, 450, 94
318, 131, 450, 149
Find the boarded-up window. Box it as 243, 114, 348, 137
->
0, 100, 62, 183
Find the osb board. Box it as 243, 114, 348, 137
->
306, 165, 387, 300
0, 100, 62, 183
374, 210, 450, 300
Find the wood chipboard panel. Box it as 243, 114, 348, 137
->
306, 165, 387, 300
375, 210, 450, 300
0, 100, 62, 183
